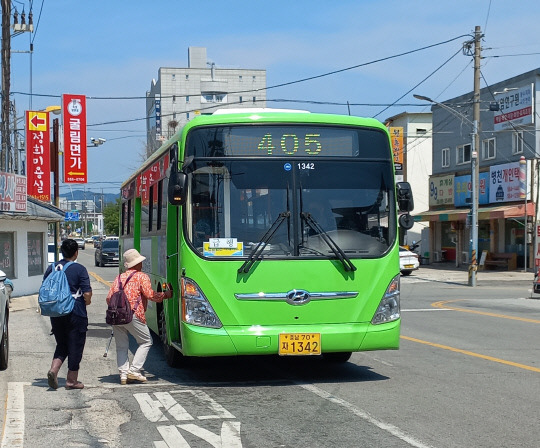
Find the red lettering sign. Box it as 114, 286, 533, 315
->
62, 94, 87, 184
26, 111, 51, 201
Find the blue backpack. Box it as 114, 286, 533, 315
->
39, 262, 80, 317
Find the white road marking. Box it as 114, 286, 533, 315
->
1, 382, 30, 448
155, 422, 242, 448
300, 383, 434, 448
137, 390, 236, 423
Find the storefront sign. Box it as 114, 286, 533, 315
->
493, 84, 534, 131
0, 172, 27, 212
62, 94, 88, 184
429, 174, 454, 206
26, 110, 51, 201
489, 161, 526, 203
389, 127, 403, 171
454, 172, 490, 206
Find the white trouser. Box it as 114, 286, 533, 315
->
113, 315, 152, 375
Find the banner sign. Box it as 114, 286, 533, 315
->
489, 161, 524, 203
26, 110, 51, 201
0, 171, 27, 212
389, 127, 403, 171
454, 172, 490, 206
62, 94, 88, 184
493, 84, 534, 131
429, 174, 454, 206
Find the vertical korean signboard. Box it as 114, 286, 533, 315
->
62, 94, 87, 184
26, 110, 51, 201
389, 127, 403, 171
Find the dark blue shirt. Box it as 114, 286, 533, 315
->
43, 260, 92, 318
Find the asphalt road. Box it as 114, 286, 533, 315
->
1, 250, 540, 447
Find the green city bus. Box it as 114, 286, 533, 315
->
119, 109, 413, 366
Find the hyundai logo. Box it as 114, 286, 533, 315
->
286, 289, 311, 306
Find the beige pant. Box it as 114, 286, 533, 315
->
113, 315, 152, 375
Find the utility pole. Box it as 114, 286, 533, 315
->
51, 118, 60, 261
468, 25, 482, 287
1, 0, 11, 172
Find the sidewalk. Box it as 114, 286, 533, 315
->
410, 261, 534, 285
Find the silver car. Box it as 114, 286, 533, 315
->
0, 270, 9, 370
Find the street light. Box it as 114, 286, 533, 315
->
414, 93, 479, 286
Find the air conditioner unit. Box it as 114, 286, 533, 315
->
461, 251, 469, 264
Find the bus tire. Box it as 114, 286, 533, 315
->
322, 352, 352, 363
159, 309, 184, 368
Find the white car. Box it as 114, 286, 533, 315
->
399, 246, 419, 276
0, 269, 9, 370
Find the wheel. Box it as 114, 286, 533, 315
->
95, 257, 99, 266
322, 352, 352, 363
159, 309, 185, 368
100, 258, 105, 267
0, 310, 9, 370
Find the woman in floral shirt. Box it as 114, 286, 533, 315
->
106, 249, 172, 385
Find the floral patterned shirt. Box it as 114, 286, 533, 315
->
106, 269, 166, 324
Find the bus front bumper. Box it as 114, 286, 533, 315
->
180, 320, 400, 357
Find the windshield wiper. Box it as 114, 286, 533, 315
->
301, 212, 357, 272
238, 211, 290, 274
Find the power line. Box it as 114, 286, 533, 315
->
12, 33, 473, 102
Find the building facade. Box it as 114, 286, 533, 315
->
146, 47, 267, 154
0, 197, 63, 296
415, 68, 540, 269
384, 112, 433, 254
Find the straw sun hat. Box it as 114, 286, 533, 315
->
123, 249, 146, 269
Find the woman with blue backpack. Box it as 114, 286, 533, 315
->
43, 239, 93, 390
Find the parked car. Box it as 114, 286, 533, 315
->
0, 269, 9, 370
95, 239, 119, 266
399, 246, 420, 276
4, 278, 13, 303
74, 238, 85, 250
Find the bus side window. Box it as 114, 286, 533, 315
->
128, 199, 133, 235
121, 202, 126, 235
149, 185, 155, 232
157, 180, 163, 230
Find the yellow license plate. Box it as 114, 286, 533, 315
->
279, 333, 321, 355
404, 264, 414, 268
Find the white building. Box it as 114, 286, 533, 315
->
146, 47, 267, 153
384, 112, 433, 255
0, 197, 63, 296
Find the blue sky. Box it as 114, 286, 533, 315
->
9, 0, 540, 195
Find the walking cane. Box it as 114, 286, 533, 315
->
103, 328, 114, 357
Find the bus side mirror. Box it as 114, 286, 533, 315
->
168, 171, 187, 205
396, 182, 414, 212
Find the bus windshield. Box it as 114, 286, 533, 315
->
186, 158, 395, 259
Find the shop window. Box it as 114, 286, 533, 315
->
457, 143, 471, 165
512, 131, 524, 154
28, 232, 44, 276
442, 147, 450, 167
482, 138, 496, 160
0, 232, 15, 278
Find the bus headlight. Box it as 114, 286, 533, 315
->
181, 277, 222, 329
371, 275, 400, 325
